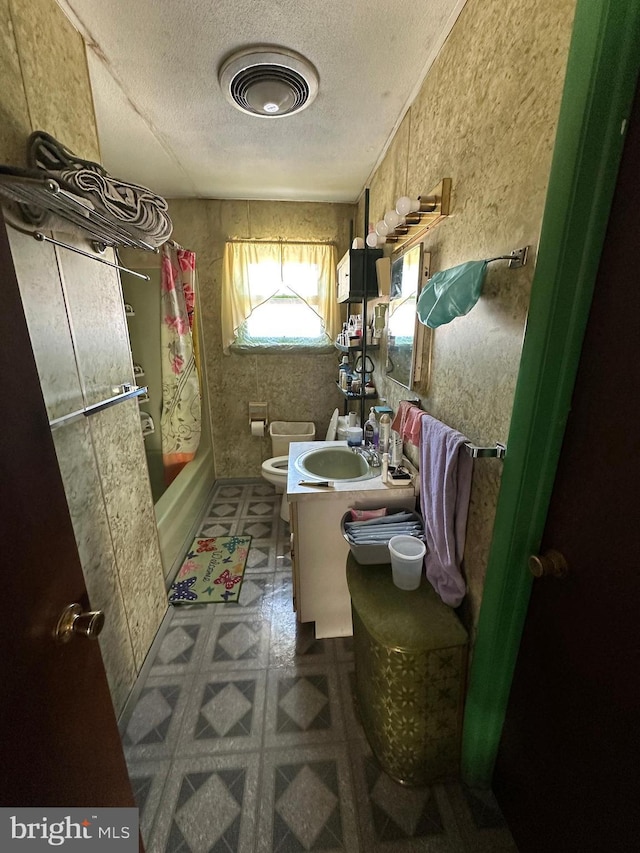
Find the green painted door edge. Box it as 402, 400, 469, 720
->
461, 0, 640, 788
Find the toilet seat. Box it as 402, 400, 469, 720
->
261, 455, 290, 521
261, 455, 289, 477
325, 408, 339, 441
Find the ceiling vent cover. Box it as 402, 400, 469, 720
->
218, 47, 319, 118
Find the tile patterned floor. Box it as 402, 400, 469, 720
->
120, 480, 518, 852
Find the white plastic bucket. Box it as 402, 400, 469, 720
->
388, 535, 426, 590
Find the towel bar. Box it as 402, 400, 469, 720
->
48, 385, 148, 430
464, 442, 507, 459
397, 401, 507, 458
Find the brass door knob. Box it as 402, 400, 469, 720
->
528, 549, 569, 579
55, 603, 105, 643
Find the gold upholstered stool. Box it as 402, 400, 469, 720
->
346, 554, 468, 786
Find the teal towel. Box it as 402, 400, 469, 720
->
417, 259, 488, 328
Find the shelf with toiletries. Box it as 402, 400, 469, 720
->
335, 381, 378, 400
334, 342, 379, 353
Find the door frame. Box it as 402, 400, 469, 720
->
461, 0, 640, 786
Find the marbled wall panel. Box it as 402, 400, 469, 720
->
9, 228, 143, 713
89, 400, 166, 670
2, 0, 168, 719
10, 0, 100, 162
7, 228, 83, 420
361, 115, 412, 234
214, 352, 264, 478
167, 198, 355, 478
257, 352, 346, 441
247, 201, 353, 245
357, 0, 576, 631
51, 419, 136, 715
56, 245, 134, 405
0, 0, 30, 166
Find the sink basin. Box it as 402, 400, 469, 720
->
294, 446, 376, 482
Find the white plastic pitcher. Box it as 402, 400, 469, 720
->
388, 535, 426, 590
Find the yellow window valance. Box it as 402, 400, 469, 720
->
221, 241, 340, 353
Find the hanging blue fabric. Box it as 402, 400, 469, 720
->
416, 259, 488, 328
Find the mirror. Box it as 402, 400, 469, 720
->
385, 242, 430, 389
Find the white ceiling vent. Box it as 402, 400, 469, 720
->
218, 47, 319, 118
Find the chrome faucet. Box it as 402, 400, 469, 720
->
352, 445, 381, 467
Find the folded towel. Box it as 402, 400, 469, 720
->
26, 131, 172, 247
391, 401, 425, 446
419, 414, 473, 607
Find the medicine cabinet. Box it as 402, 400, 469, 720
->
337, 247, 383, 302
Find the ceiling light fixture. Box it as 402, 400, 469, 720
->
218, 46, 319, 118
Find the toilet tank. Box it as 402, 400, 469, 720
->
270, 421, 316, 456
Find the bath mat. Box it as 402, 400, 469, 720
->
168, 536, 252, 605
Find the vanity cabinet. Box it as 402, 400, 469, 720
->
287, 441, 417, 638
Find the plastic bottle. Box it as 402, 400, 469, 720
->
338, 355, 350, 390
390, 429, 403, 466
363, 408, 379, 448
379, 413, 391, 455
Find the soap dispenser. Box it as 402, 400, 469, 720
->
364, 408, 379, 448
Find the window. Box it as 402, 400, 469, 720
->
221, 241, 340, 352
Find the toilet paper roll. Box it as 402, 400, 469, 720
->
251, 420, 265, 437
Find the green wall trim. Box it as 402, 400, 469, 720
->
461, 0, 640, 787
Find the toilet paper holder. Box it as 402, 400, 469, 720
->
249, 402, 269, 432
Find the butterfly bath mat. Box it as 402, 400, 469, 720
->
168, 536, 252, 605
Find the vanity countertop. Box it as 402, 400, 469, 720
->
287, 441, 417, 503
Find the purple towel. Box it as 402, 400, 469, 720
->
419, 414, 473, 607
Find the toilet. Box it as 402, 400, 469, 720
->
262, 414, 339, 521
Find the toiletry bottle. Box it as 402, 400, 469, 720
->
382, 452, 389, 484
390, 429, 403, 466
379, 413, 391, 455
364, 408, 379, 448
338, 355, 350, 390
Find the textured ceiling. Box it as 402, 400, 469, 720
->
57, 0, 466, 202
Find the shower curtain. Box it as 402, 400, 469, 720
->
160, 243, 201, 485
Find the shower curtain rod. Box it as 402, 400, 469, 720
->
226, 238, 336, 246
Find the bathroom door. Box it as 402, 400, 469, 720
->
492, 85, 640, 851
0, 218, 139, 817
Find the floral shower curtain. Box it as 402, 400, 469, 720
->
160, 243, 201, 485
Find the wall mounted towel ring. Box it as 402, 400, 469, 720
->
485, 246, 528, 268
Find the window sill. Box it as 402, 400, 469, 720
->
229, 343, 335, 355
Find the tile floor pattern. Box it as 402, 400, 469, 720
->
120, 480, 519, 852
